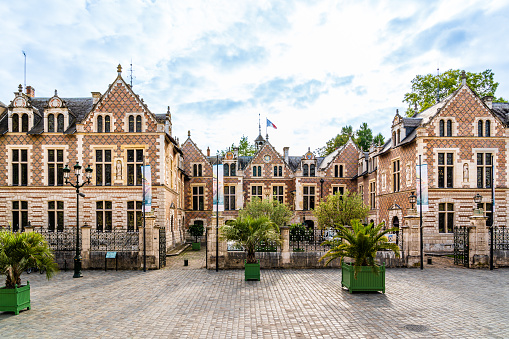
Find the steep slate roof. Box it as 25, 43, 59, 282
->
492, 102, 509, 126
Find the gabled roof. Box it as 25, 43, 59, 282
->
319, 137, 359, 171
492, 102, 509, 126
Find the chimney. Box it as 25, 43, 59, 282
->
461, 70, 466, 85
233, 147, 239, 157
283, 147, 289, 163
483, 96, 493, 109
207, 147, 210, 157
92, 92, 101, 104
26, 86, 35, 98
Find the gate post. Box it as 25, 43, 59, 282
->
469, 212, 489, 268
403, 210, 420, 267
280, 226, 290, 266
139, 214, 158, 270
81, 225, 91, 269
206, 217, 226, 270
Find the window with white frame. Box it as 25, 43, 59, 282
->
392, 159, 400, 192
303, 186, 315, 210
127, 201, 142, 232
48, 201, 64, 232
96, 201, 113, 232
193, 164, 203, 177
273, 165, 282, 177
224, 186, 236, 211
438, 152, 454, 188
48, 149, 64, 186
251, 185, 263, 200
273, 185, 284, 203
332, 186, 344, 196
192, 186, 204, 211
12, 201, 28, 232
370, 181, 376, 209
96, 149, 112, 186
477, 153, 493, 188
252, 165, 262, 177
12, 149, 28, 186
127, 149, 143, 186
438, 203, 454, 233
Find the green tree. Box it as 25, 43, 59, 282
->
319, 219, 400, 277
313, 189, 369, 229
356, 122, 373, 152
0, 231, 58, 288
223, 135, 256, 156
373, 133, 385, 146
220, 216, 280, 263
317, 125, 354, 156
239, 198, 293, 228
403, 69, 506, 117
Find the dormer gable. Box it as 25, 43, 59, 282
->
244, 141, 292, 178
300, 147, 317, 177
8, 85, 34, 133
391, 109, 404, 147
44, 90, 69, 133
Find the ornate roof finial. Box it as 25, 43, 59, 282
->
54, 89, 58, 97
117, 64, 122, 75
461, 70, 466, 85
18, 84, 22, 93
188, 130, 191, 137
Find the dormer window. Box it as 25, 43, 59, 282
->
105, 116, 111, 133
310, 164, 315, 177
97, 116, 103, 133
12, 113, 19, 132
478, 120, 491, 137
446, 120, 452, 136
485, 120, 491, 137
128, 115, 143, 132
48, 114, 54, 132
303, 164, 309, 176
136, 116, 142, 132
21, 114, 29, 132
57, 114, 64, 133
230, 163, 236, 176
96, 114, 112, 133
129, 116, 134, 132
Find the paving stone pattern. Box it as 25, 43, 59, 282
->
1, 249, 508, 338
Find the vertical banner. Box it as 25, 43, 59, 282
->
213, 164, 224, 212
142, 165, 152, 213
416, 163, 428, 212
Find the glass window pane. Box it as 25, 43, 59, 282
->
486, 154, 492, 166
438, 153, 444, 165
105, 150, 111, 162
57, 201, 64, 209
136, 150, 143, 162
96, 201, 103, 209
477, 153, 483, 165
48, 201, 55, 209
57, 150, 63, 162
105, 201, 112, 209
447, 212, 454, 232
96, 212, 103, 232
105, 164, 111, 185
21, 201, 28, 209
21, 150, 27, 162
446, 153, 453, 165
96, 164, 103, 186
57, 114, 64, 132
12, 149, 19, 162
127, 150, 134, 162
438, 213, 445, 233
439, 203, 445, 211
48, 150, 55, 162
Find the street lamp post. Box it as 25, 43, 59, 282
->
320, 178, 324, 201
63, 162, 93, 278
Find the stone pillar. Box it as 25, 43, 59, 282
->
280, 226, 290, 265
469, 213, 489, 267
81, 225, 91, 269
24, 225, 34, 233
139, 214, 158, 270
403, 210, 420, 267
206, 216, 225, 270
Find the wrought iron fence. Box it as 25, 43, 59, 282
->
290, 228, 335, 252
226, 240, 278, 252
159, 228, 166, 268
491, 226, 509, 250
35, 228, 81, 252
90, 230, 139, 251
454, 226, 469, 267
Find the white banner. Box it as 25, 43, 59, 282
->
213, 164, 224, 212
142, 165, 152, 213
416, 163, 428, 212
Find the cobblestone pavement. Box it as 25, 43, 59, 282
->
1, 248, 508, 338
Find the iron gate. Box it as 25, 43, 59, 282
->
454, 226, 469, 267
159, 227, 166, 268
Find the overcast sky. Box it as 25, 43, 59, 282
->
1, 0, 508, 156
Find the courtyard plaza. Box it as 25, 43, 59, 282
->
0, 248, 508, 338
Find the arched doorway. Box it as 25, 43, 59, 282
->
392, 216, 400, 245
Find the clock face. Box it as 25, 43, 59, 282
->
49, 98, 61, 108
263, 154, 271, 163
13, 97, 26, 108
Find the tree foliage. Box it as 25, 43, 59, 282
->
239, 197, 293, 228
0, 231, 58, 288
223, 135, 257, 156
319, 220, 400, 278
403, 69, 506, 117
317, 123, 383, 156
220, 216, 280, 263
313, 189, 369, 229
188, 223, 204, 243
356, 122, 373, 152
373, 133, 385, 146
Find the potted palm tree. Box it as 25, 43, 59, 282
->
0, 231, 58, 315
188, 223, 204, 250
320, 220, 400, 293
220, 216, 280, 281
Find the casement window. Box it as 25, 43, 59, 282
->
230, 163, 236, 176
332, 186, 344, 196
439, 120, 444, 137
96, 150, 112, 186
96, 201, 113, 232
477, 203, 493, 227
477, 153, 493, 188
12, 149, 28, 186
224, 164, 229, 177
224, 186, 236, 211
97, 115, 103, 133
438, 153, 454, 188
192, 186, 204, 211
127, 201, 142, 232
252, 165, 261, 177
57, 114, 64, 132
48, 149, 64, 186
136, 116, 142, 132
48, 114, 55, 132
273, 185, 284, 204
48, 201, 64, 232
392, 160, 400, 192
370, 181, 376, 209
334, 164, 344, 178
21, 114, 29, 132
438, 203, 454, 233
12, 201, 28, 232
251, 185, 263, 200
127, 149, 143, 186
128, 115, 142, 132
310, 164, 316, 177
359, 184, 364, 202
446, 120, 452, 136
478, 120, 491, 137
303, 164, 309, 176
129, 116, 135, 132
12, 113, 19, 132
485, 120, 491, 137
273, 165, 282, 177
97, 115, 110, 133
193, 164, 203, 177
104, 116, 110, 133
303, 186, 315, 210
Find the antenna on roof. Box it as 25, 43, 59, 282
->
22, 51, 26, 92
436, 67, 440, 104
258, 113, 261, 136
129, 59, 135, 88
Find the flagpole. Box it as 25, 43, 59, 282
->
143, 155, 146, 272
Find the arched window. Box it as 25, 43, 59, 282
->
230, 163, 236, 176
446, 120, 452, 137
273, 166, 278, 176
21, 114, 29, 132
310, 164, 315, 177
224, 164, 229, 177
193, 164, 197, 176
198, 164, 202, 177
12, 114, 19, 132
397, 130, 400, 144
303, 164, 309, 176
439, 120, 445, 137
129, 116, 134, 132
57, 114, 64, 132
97, 115, 103, 133
253, 167, 256, 176
105, 116, 110, 133
136, 116, 142, 132
392, 132, 396, 145
478, 120, 483, 137
257, 166, 261, 177
48, 114, 55, 132
485, 120, 491, 137
279, 166, 282, 176
339, 165, 344, 178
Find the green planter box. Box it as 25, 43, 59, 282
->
192, 242, 201, 251
244, 261, 260, 281
0, 282, 31, 315
341, 262, 385, 293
